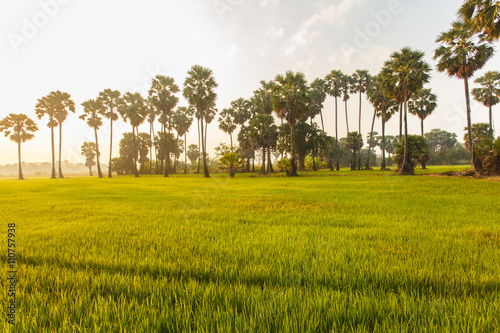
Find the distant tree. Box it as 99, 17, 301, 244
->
35, 94, 58, 178
346, 132, 363, 171
183, 65, 218, 178
238, 125, 256, 172
425, 129, 458, 154
458, 0, 500, 42
472, 71, 500, 134
248, 114, 278, 174
325, 70, 344, 170
351, 70, 372, 170
309, 78, 332, 170
97, 89, 121, 177
80, 141, 97, 176
382, 47, 431, 175
172, 106, 194, 174
218, 107, 238, 150
0, 113, 38, 180
434, 21, 494, 169
394, 135, 430, 172
117, 92, 148, 177
187, 144, 200, 168
408, 88, 438, 138
271, 71, 310, 176
80, 99, 105, 178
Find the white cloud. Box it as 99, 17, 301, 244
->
285, 0, 359, 55
259, 0, 280, 7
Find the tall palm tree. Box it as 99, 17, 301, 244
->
117, 92, 148, 177
382, 48, 431, 175
472, 71, 500, 133
172, 106, 194, 174
97, 89, 121, 178
434, 21, 495, 169
458, 0, 500, 42
149, 75, 180, 177
271, 71, 310, 177
0, 113, 38, 180
307, 79, 327, 171
341, 74, 354, 136
367, 75, 396, 170
35, 94, 58, 179
408, 88, 438, 137
218, 107, 237, 150
183, 65, 218, 178
325, 70, 344, 170
351, 70, 371, 170
80, 99, 105, 178
81, 141, 97, 176
146, 98, 157, 174
49, 91, 75, 179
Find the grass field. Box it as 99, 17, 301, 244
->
1, 167, 500, 332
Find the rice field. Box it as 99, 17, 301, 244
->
1, 167, 499, 332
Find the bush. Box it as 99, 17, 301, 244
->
277, 158, 292, 175
393, 136, 430, 171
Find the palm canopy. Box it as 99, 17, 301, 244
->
172, 106, 194, 138
351, 70, 372, 94
458, 0, 500, 42
325, 70, 343, 97
0, 113, 38, 143
118, 92, 148, 128
408, 88, 438, 121
98, 89, 121, 121
366, 75, 396, 121
271, 71, 310, 126
218, 108, 237, 136
35, 95, 58, 128
49, 90, 76, 124
308, 78, 327, 119
253, 81, 275, 116
472, 71, 500, 108
183, 65, 218, 116
434, 21, 494, 80
149, 75, 180, 125
80, 99, 104, 129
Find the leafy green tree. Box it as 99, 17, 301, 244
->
434, 21, 494, 169
248, 114, 278, 174
35, 94, 58, 178
149, 75, 180, 177
238, 125, 256, 172
81, 141, 97, 176
117, 92, 148, 177
173, 106, 194, 174
472, 71, 500, 133
187, 144, 200, 169
408, 88, 438, 137
325, 70, 344, 170
382, 48, 431, 175
183, 65, 218, 178
47, 91, 76, 179
394, 135, 430, 172
137, 132, 152, 173
80, 99, 105, 178
97, 89, 121, 177
293, 120, 322, 171
464, 123, 497, 171
346, 132, 363, 171
271, 71, 310, 176
0, 113, 38, 180
459, 0, 500, 42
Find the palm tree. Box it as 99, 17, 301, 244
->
307, 79, 328, 171
117, 92, 148, 177
81, 141, 97, 176
172, 106, 194, 174
382, 47, 431, 175
325, 70, 344, 170
434, 21, 495, 169
149, 75, 180, 177
351, 70, 372, 170
472, 71, 500, 133
97, 89, 121, 178
458, 0, 500, 42
146, 99, 157, 174
48, 91, 75, 178
183, 65, 218, 178
408, 88, 438, 137
80, 99, 104, 178
218, 108, 237, 150
35, 94, 58, 179
248, 114, 278, 174
367, 75, 396, 170
271, 71, 310, 177
0, 114, 38, 180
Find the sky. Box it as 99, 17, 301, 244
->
0, 0, 499, 165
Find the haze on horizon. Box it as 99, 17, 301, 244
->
1, 0, 498, 165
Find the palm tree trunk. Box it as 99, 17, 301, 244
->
399, 104, 403, 139
319, 110, 333, 171
358, 91, 362, 171
335, 96, 340, 171
230, 133, 233, 151
108, 113, 113, 178
58, 124, 64, 179
381, 113, 386, 171
200, 117, 210, 178
345, 99, 350, 134
184, 133, 188, 174
149, 122, 153, 175
18, 141, 24, 180
290, 123, 298, 176
489, 105, 493, 134
94, 127, 103, 178
310, 118, 317, 171
89, 166, 93, 176
401, 82, 414, 176
197, 118, 201, 174
132, 126, 140, 178
173, 134, 179, 174
268, 148, 274, 173
252, 157, 255, 173
421, 118, 424, 137
464, 78, 478, 170
366, 108, 376, 170
261, 146, 266, 174
163, 121, 170, 177
50, 125, 56, 179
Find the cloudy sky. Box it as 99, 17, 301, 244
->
1, 0, 498, 165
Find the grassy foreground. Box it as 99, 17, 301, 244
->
1, 168, 499, 332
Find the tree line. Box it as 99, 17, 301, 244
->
1, 0, 499, 179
